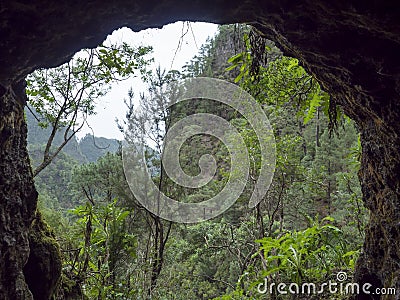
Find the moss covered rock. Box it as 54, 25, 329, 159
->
23, 210, 62, 300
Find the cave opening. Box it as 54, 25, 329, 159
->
23, 21, 369, 299
0, 2, 399, 299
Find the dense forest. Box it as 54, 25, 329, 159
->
28, 25, 368, 299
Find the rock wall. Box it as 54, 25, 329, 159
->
0, 81, 36, 299
0, 1, 399, 299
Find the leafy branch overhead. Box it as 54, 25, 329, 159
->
26, 42, 153, 176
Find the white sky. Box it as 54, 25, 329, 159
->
77, 22, 218, 140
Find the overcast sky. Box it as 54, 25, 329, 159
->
77, 22, 218, 140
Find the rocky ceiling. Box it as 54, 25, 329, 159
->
0, 1, 399, 299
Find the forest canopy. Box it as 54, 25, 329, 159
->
28, 24, 367, 299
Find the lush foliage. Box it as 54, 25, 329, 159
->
29, 25, 367, 299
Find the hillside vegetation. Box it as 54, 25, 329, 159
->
31, 25, 367, 299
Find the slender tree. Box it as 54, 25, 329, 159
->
26, 42, 152, 176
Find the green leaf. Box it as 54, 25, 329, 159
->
303, 93, 322, 124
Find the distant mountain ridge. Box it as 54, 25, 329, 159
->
26, 107, 120, 164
